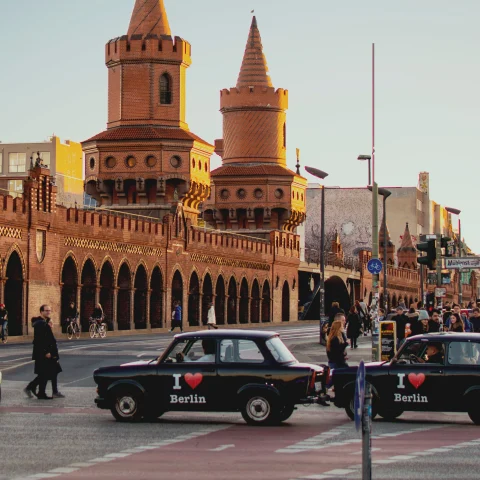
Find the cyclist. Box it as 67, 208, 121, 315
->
65, 302, 79, 326
0, 303, 8, 344
92, 303, 104, 324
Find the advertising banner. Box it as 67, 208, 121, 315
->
379, 321, 397, 362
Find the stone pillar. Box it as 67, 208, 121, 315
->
198, 293, 203, 326
224, 295, 229, 325
247, 297, 252, 323
0, 278, 5, 305
112, 287, 119, 331
95, 285, 101, 306
146, 288, 152, 329
22, 280, 28, 336
235, 297, 240, 324
259, 298, 263, 323
130, 288, 135, 330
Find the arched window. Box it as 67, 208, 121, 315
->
160, 73, 172, 104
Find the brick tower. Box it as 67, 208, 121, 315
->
379, 221, 395, 265
82, 0, 213, 221
204, 17, 307, 236
397, 223, 417, 269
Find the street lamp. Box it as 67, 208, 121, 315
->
305, 166, 329, 343
445, 206, 462, 306
369, 186, 391, 309
357, 155, 372, 185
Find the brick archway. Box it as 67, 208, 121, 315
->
134, 264, 148, 329
188, 271, 200, 326
150, 267, 163, 328
227, 277, 237, 324
171, 270, 183, 324
5, 251, 23, 336
239, 278, 249, 324
61, 256, 78, 330
117, 263, 132, 330
100, 262, 114, 330
202, 273, 213, 326
215, 275, 225, 325
250, 279, 260, 323
262, 281, 271, 323
80, 259, 96, 331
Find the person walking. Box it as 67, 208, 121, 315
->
24, 305, 52, 399
469, 308, 480, 333
328, 301, 344, 326
391, 306, 409, 349
326, 317, 349, 372
45, 319, 65, 398
0, 303, 8, 344
206, 302, 218, 329
170, 301, 183, 332
355, 300, 370, 335
346, 306, 361, 349
448, 313, 465, 332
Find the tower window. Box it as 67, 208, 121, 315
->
160, 73, 172, 104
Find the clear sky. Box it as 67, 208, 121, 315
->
1, 0, 478, 251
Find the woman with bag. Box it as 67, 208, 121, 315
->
206, 302, 218, 329
326, 319, 349, 370
346, 306, 361, 349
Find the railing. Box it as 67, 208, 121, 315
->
303, 248, 360, 272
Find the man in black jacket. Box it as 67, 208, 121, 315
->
24, 305, 52, 399
391, 306, 409, 348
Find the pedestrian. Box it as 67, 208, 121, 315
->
0, 303, 8, 344
398, 298, 407, 311
206, 302, 218, 329
170, 301, 183, 332
406, 307, 419, 336
469, 308, 480, 333
24, 305, 52, 399
45, 319, 65, 398
411, 315, 429, 336
346, 306, 361, 349
452, 305, 473, 332
326, 316, 349, 371
355, 300, 370, 335
428, 309, 442, 333
328, 301, 344, 326
391, 305, 409, 349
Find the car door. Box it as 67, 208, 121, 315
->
444, 340, 480, 410
156, 338, 219, 412
216, 338, 270, 410
386, 339, 446, 411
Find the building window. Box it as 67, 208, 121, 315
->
220, 189, 230, 200
89, 157, 95, 170
237, 188, 246, 199
105, 156, 116, 168
125, 156, 136, 168
160, 73, 172, 104
170, 155, 181, 168
8, 179, 23, 198
8, 153, 26, 173
145, 156, 157, 168
254, 188, 263, 199
274, 188, 284, 199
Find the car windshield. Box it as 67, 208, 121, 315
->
394, 341, 426, 362
266, 336, 297, 363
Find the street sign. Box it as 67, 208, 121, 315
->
435, 287, 447, 298
419, 234, 437, 241
354, 360, 366, 432
367, 258, 383, 274
445, 257, 480, 269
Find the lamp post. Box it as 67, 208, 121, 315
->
369, 186, 391, 309
446, 207, 462, 306
357, 155, 372, 185
305, 166, 329, 343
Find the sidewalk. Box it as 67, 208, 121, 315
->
3, 320, 321, 345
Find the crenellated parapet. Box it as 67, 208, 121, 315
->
220, 86, 288, 111
105, 35, 191, 67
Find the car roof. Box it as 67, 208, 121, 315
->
407, 332, 480, 342
173, 329, 278, 340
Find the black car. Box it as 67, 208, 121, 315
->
333, 332, 480, 425
94, 330, 328, 425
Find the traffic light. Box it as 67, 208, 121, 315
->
417, 239, 436, 270
426, 292, 435, 314
441, 236, 455, 257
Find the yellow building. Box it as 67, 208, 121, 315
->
0, 136, 83, 207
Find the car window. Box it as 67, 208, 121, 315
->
396, 341, 425, 361
266, 336, 296, 363
219, 339, 265, 363
161, 338, 216, 363
448, 342, 480, 365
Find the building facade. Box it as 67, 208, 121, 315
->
0, 136, 83, 207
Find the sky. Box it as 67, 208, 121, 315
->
1, 0, 479, 251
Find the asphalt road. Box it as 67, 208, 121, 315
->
1, 325, 478, 480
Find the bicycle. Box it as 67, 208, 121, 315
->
1, 323, 7, 344
65, 318, 81, 340
89, 317, 107, 339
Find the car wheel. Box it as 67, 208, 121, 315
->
241, 393, 280, 426
378, 406, 404, 421
278, 403, 296, 422
345, 389, 378, 421
467, 393, 480, 425
110, 388, 144, 422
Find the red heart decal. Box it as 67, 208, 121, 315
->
408, 373, 426, 389
185, 373, 203, 390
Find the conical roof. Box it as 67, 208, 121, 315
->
379, 220, 394, 247
128, 0, 171, 37
398, 222, 416, 252
236, 17, 273, 88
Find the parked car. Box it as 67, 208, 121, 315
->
332, 332, 480, 425
94, 330, 328, 425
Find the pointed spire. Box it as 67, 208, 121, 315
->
398, 222, 415, 251
236, 16, 273, 88
128, 0, 171, 38
379, 220, 394, 247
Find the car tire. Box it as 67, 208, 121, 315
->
467, 393, 480, 425
110, 388, 144, 422
241, 392, 280, 426
278, 403, 296, 422
378, 406, 403, 421
345, 388, 378, 421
